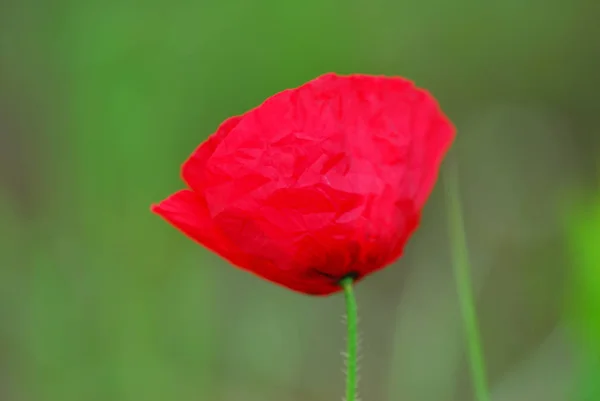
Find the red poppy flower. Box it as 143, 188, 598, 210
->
152, 73, 454, 295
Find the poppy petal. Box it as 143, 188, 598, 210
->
151, 189, 245, 267
182, 115, 243, 193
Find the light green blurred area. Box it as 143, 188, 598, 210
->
1, 0, 599, 400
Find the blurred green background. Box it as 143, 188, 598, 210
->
1, 0, 599, 400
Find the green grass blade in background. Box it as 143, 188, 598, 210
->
444, 163, 491, 401
566, 190, 600, 401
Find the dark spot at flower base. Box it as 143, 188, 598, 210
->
307, 268, 360, 285
340, 271, 359, 282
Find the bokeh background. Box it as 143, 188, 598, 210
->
1, 0, 599, 400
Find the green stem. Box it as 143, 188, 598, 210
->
444, 164, 491, 401
340, 276, 358, 401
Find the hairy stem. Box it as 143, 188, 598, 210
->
340, 277, 358, 401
